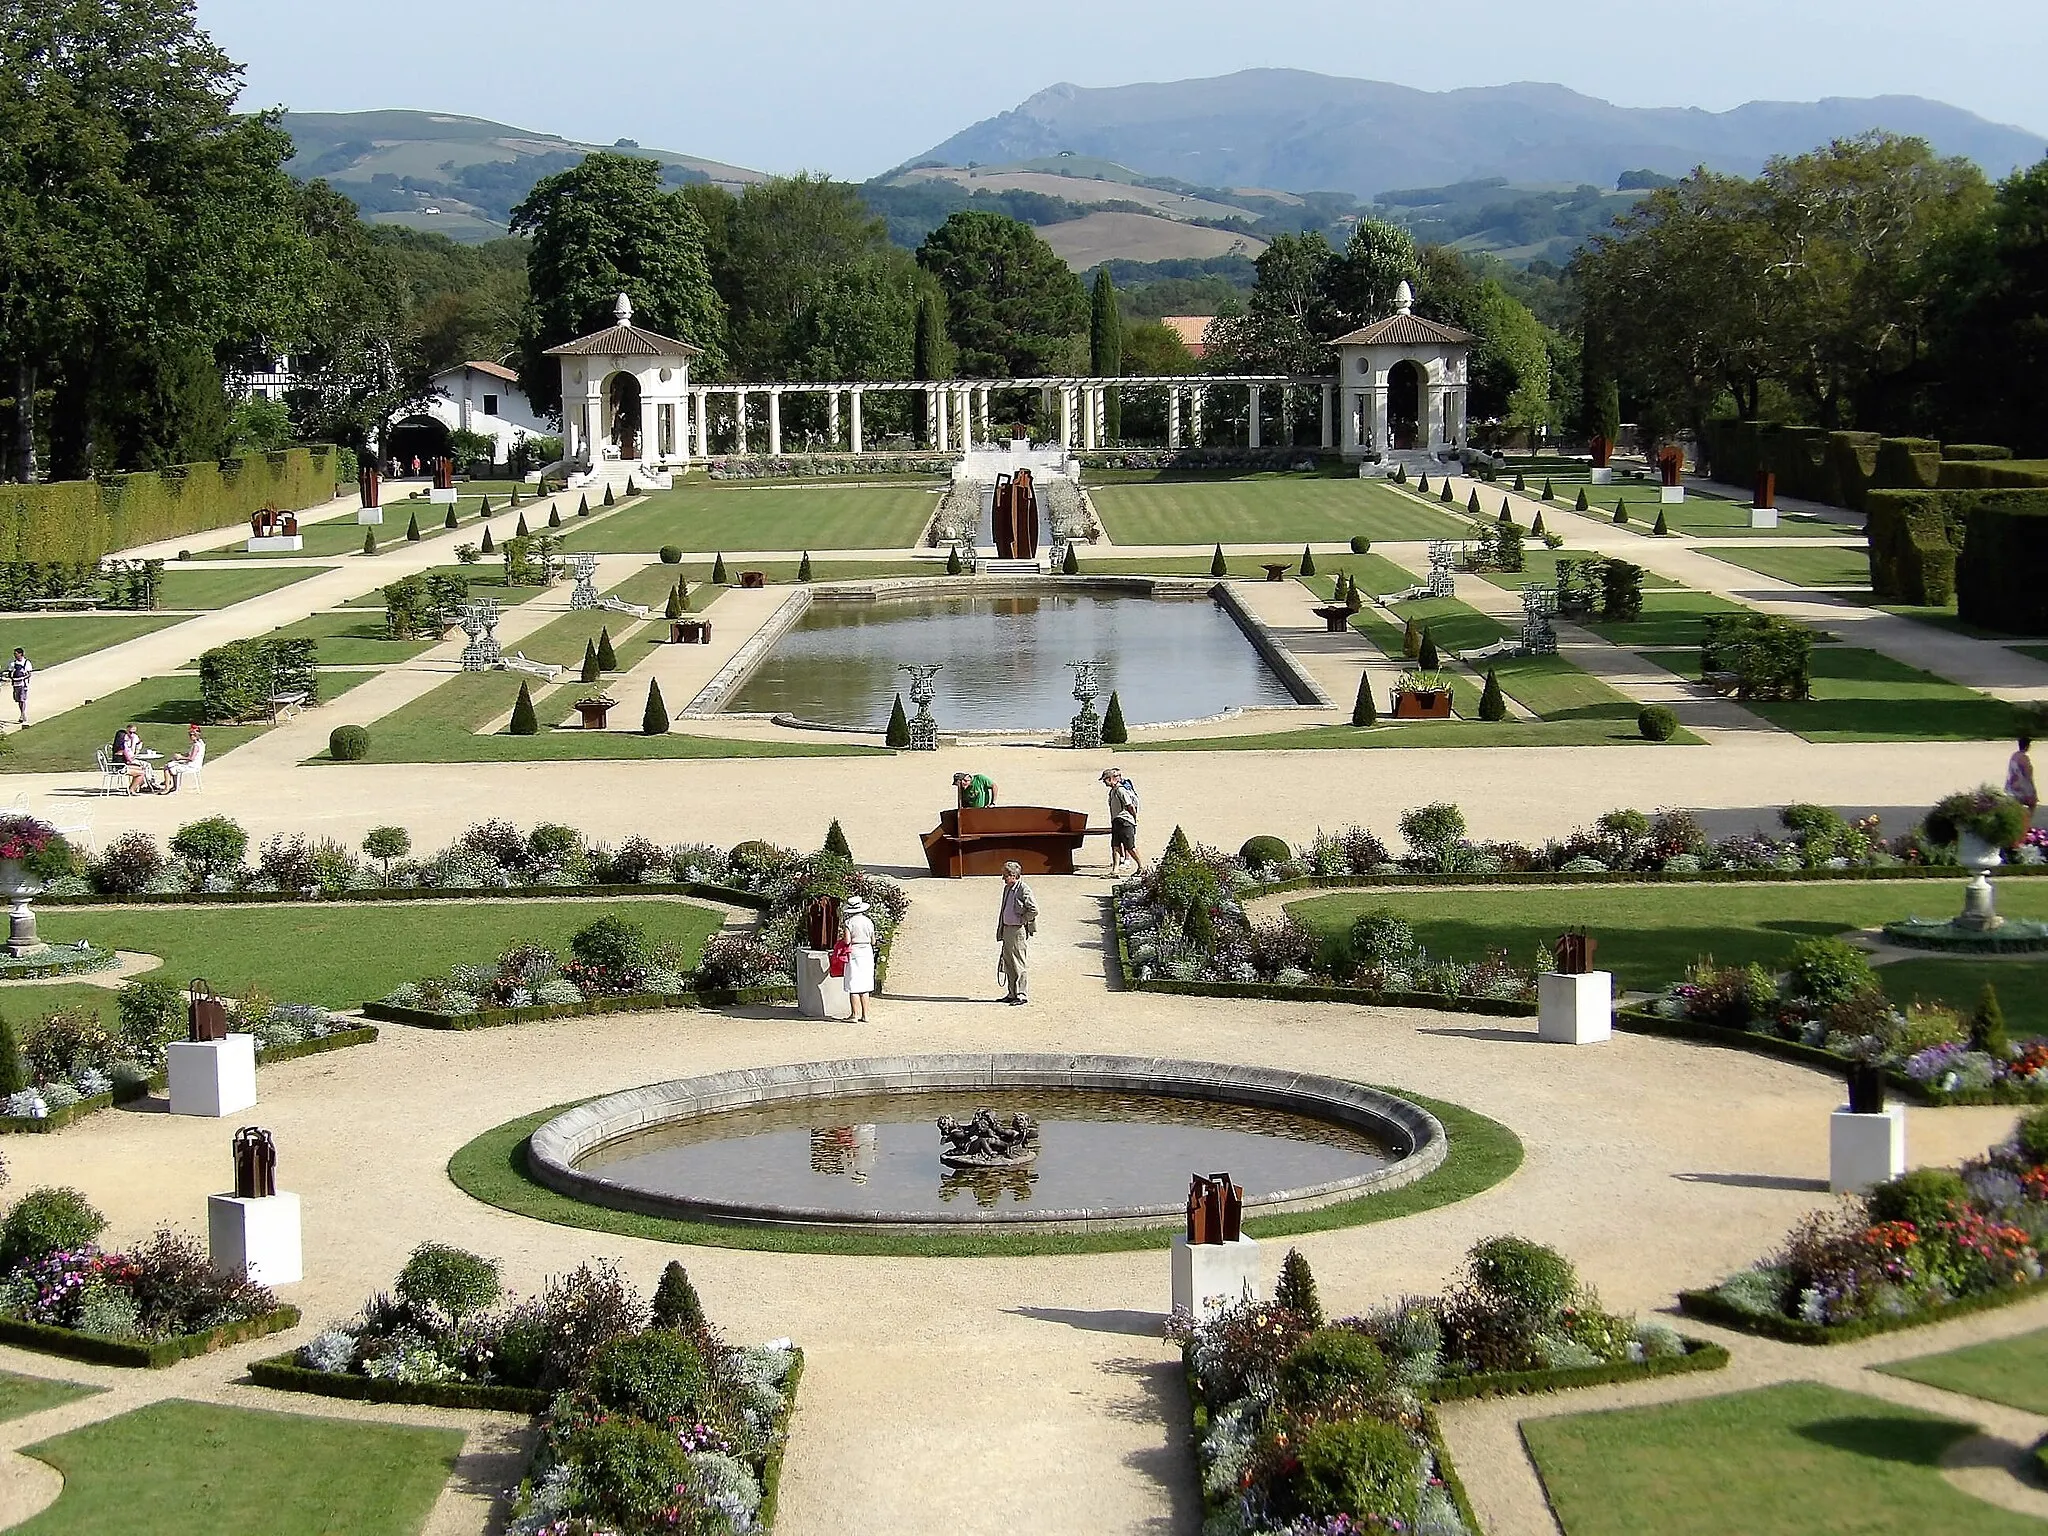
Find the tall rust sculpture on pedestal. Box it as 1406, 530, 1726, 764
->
991, 470, 1041, 560
232, 1127, 277, 1198
188, 978, 229, 1042
1552, 929, 1596, 975
1186, 1172, 1244, 1244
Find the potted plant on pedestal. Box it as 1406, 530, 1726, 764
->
1926, 788, 2029, 931
0, 816, 72, 957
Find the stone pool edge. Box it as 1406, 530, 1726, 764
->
525, 1053, 1446, 1235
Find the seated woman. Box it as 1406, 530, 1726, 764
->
165, 724, 205, 793
113, 725, 158, 794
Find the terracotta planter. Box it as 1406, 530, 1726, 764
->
1392, 689, 1453, 720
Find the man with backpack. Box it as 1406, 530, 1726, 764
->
1102, 767, 1141, 875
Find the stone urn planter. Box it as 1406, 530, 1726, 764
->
1956, 830, 2004, 931
0, 858, 45, 958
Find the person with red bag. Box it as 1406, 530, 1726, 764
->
839, 895, 876, 1022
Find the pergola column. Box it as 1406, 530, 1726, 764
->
956, 385, 971, 450
1081, 386, 1098, 450
1371, 388, 1389, 455
850, 388, 865, 454
828, 390, 841, 449
766, 388, 783, 457
977, 387, 990, 442
1168, 388, 1182, 448
936, 387, 950, 452
693, 390, 708, 459
1248, 384, 1262, 449
1320, 384, 1334, 450
1190, 387, 1204, 447
734, 390, 749, 456
1341, 390, 1361, 454
639, 384, 658, 464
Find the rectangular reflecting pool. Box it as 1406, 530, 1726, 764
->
722, 588, 1300, 730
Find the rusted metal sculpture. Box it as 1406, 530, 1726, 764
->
433, 456, 455, 492
1186, 1172, 1244, 1244
1754, 470, 1777, 510
232, 1127, 277, 1198
1552, 930, 1596, 975
804, 894, 842, 951
1657, 446, 1683, 487
188, 978, 229, 1042
358, 465, 381, 509
991, 469, 1041, 560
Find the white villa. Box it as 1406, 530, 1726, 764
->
422, 361, 553, 458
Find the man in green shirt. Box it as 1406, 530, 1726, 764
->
952, 770, 998, 808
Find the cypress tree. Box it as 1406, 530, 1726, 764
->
1499, 498, 1513, 524
1574, 487, 1590, 511
509, 681, 538, 734
406, 510, 421, 541
712, 553, 728, 584
1418, 630, 1440, 670
1351, 671, 1377, 727
444, 505, 458, 529
1594, 376, 1622, 447
1971, 982, 2009, 1056
946, 546, 963, 575
596, 627, 618, 671
516, 511, 529, 536
1299, 544, 1316, 577
1653, 508, 1670, 535
912, 288, 951, 441
1101, 691, 1128, 743
362, 528, 377, 555
1467, 487, 1482, 514
884, 693, 911, 747
1530, 510, 1546, 537
651, 1261, 705, 1331
675, 576, 690, 609
1210, 543, 1227, 577
1401, 617, 1422, 658
798, 551, 813, 581
664, 585, 682, 621
0, 1014, 25, 1096
580, 639, 600, 682
481, 525, 495, 554
1275, 1249, 1324, 1327
1478, 668, 1506, 720
1062, 543, 1079, 574
823, 819, 853, 859
1090, 268, 1123, 440
642, 678, 669, 735
549, 506, 562, 528
603, 483, 616, 506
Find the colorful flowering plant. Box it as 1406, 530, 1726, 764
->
0, 815, 72, 882
1925, 787, 2029, 849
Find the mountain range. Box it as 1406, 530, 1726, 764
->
907, 71, 2046, 197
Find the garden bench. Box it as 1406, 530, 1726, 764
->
598, 596, 651, 620
265, 692, 310, 723
1702, 670, 1741, 695
498, 652, 560, 681
1311, 605, 1353, 634
24, 596, 100, 611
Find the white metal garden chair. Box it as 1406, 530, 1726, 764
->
93, 749, 123, 797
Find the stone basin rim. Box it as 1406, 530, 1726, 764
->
525, 1053, 1448, 1233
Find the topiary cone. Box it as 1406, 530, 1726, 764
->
642, 678, 669, 735
481, 496, 493, 516
1401, 617, 1421, 659
1499, 498, 1513, 525
1440, 480, 1454, 503
1613, 501, 1629, 525
712, 553, 728, 584
1062, 543, 1079, 574
596, 626, 618, 671
509, 680, 538, 735
651, 1261, 705, 1331
1512, 473, 1526, 493
603, 483, 616, 506
548, 506, 562, 528
515, 511, 529, 536
1531, 510, 1546, 537
1101, 691, 1127, 744
444, 505, 458, 529
576, 495, 589, 517
1971, 982, 2009, 1056
1351, 671, 1377, 727
1542, 478, 1555, 500
406, 510, 421, 541
823, 818, 852, 859
1418, 629, 1440, 670
1275, 1248, 1324, 1326
1299, 544, 1315, 578
884, 693, 910, 748
946, 546, 963, 575
580, 638, 600, 682
1468, 488, 1482, 515
362, 528, 378, 555
1417, 474, 1429, 494
481, 526, 494, 554
1210, 543, 1227, 577
1575, 487, 1589, 511
1478, 667, 1506, 720
798, 551, 813, 581
664, 586, 681, 621
1653, 509, 1669, 535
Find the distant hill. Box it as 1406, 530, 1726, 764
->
280, 110, 764, 242
909, 72, 2047, 199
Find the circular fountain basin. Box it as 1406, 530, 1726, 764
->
527, 1054, 1446, 1233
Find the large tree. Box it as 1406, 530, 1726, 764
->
1202, 232, 1344, 375
914, 212, 1086, 377
1327, 218, 1420, 330
1930, 155, 2048, 453
512, 152, 727, 416
0, 0, 316, 478
721, 174, 899, 377
1415, 249, 1552, 428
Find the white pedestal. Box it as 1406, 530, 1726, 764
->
1538, 971, 1612, 1044
429, 487, 459, 504
1660, 484, 1685, 503
355, 507, 384, 524
1172, 1235, 1261, 1318
245, 535, 303, 553
208, 1192, 301, 1286
166, 1035, 257, 1117
1749, 505, 1779, 528
1830, 1104, 1906, 1194
1591, 466, 1614, 485
794, 949, 851, 1021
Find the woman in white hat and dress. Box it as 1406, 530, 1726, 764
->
840, 896, 877, 1022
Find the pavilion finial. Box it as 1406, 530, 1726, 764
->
1394, 280, 1413, 316
614, 292, 633, 326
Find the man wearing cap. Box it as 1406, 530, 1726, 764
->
1102, 767, 1140, 876
995, 861, 1038, 1005
953, 770, 998, 809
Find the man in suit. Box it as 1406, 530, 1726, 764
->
995, 861, 1038, 1005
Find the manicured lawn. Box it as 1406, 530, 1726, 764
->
0, 671, 379, 775
339, 568, 549, 609
1644, 645, 2020, 742
1704, 544, 1872, 588
1127, 717, 1676, 750
156, 566, 326, 610
451, 1086, 1520, 1257
1484, 651, 1648, 724
0, 614, 186, 668
1874, 959, 2048, 1040
1090, 478, 1469, 544
213, 512, 459, 560
1522, 1382, 2040, 1536
559, 484, 939, 552
1641, 498, 1847, 538
0, 983, 136, 1030
1285, 879, 2048, 992
1475, 549, 1678, 592
38, 898, 725, 1008
1582, 588, 1753, 650
0, 1370, 97, 1424
1301, 556, 1423, 600
204, 610, 442, 669
1877, 1326, 2048, 1413
1350, 593, 1507, 659
16, 1399, 461, 1536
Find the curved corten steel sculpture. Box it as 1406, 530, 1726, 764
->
992, 470, 1041, 560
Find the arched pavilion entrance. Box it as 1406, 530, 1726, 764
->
606, 372, 643, 460
1388, 361, 1423, 451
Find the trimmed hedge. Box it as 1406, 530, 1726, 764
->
756, 1347, 806, 1531
0, 1305, 299, 1368
1939, 459, 2048, 490
0, 447, 340, 561
366, 986, 799, 1030
1423, 1339, 1727, 1400
1944, 444, 2015, 462
1865, 489, 1963, 604
1677, 1275, 2045, 1345
1875, 436, 1943, 493
35, 880, 772, 909
1955, 491, 2048, 635
249, 1354, 550, 1412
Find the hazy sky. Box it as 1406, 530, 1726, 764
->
199, 0, 2046, 178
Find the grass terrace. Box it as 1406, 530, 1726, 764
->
558, 483, 939, 553
1583, 588, 1753, 650
1875, 1326, 2048, 1413
1641, 645, 2019, 742
338, 567, 552, 609
201, 609, 446, 668
212, 513, 464, 560
1522, 1382, 2038, 1536
1474, 549, 1680, 592
0, 614, 188, 668
37, 897, 725, 1009
155, 566, 328, 609
1702, 545, 1873, 588
1090, 477, 1470, 545
0, 1370, 97, 1424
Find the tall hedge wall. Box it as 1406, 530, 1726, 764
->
1865, 490, 1964, 605
1701, 424, 2040, 510
1873, 437, 1942, 492
1938, 459, 2048, 490
1955, 491, 2048, 635
0, 447, 341, 562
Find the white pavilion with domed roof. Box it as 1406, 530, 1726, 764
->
545, 293, 700, 487
1328, 282, 1475, 462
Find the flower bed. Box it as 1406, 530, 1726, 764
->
1679, 1112, 2048, 1342
0, 944, 116, 979
267, 1243, 801, 1534
0, 1188, 293, 1366
366, 987, 797, 1032
1174, 1242, 1710, 1536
